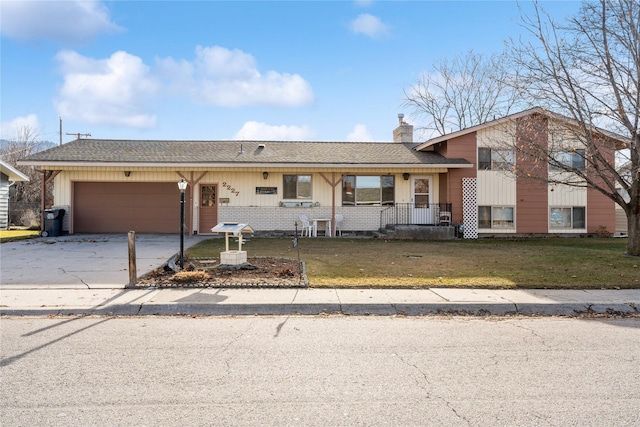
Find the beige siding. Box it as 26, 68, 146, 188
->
477, 122, 515, 148
476, 126, 517, 234
616, 207, 628, 234
547, 182, 587, 234
548, 180, 587, 207
477, 171, 516, 206
1, 175, 8, 229
52, 167, 447, 233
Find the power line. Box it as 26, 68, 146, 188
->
66, 132, 91, 140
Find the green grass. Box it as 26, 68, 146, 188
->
0, 229, 40, 243
187, 237, 639, 289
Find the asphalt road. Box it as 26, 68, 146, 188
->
1, 315, 639, 426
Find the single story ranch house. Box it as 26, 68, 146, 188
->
20, 108, 627, 238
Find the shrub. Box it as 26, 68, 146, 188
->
596, 225, 612, 238
172, 270, 210, 283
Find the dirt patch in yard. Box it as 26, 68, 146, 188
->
137, 257, 306, 288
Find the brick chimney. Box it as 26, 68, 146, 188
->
393, 113, 413, 143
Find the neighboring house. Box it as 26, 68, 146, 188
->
0, 160, 29, 230
18, 108, 626, 238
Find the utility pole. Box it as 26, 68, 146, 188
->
66, 132, 91, 140
59, 117, 62, 146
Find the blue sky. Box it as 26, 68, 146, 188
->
1, 0, 582, 144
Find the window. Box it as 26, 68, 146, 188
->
478, 148, 515, 171
550, 207, 585, 229
550, 149, 585, 171
342, 175, 395, 206
478, 206, 515, 229
283, 175, 311, 199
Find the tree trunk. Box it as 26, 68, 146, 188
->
627, 202, 640, 257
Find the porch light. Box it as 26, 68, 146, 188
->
263, 171, 269, 180
124, 171, 131, 177
403, 173, 410, 180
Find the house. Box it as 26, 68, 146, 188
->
18, 108, 626, 238
414, 108, 626, 238
0, 160, 30, 230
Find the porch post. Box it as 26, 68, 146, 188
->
331, 173, 336, 237
40, 171, 46, 233
177, 171, 207, 235
319, 172, 344, 237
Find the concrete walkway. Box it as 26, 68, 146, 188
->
1, 234, 639, 316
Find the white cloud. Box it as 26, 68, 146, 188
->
0, 114, 41, 140
0, 0, 122, 43
234, 122, 314, 141
54, 50, 158, 128
347, 124, 374, 141
349, 14, 389, 39
158, 45, 315, 107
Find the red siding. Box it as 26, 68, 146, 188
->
439, 133, 478, 224
516, 115, 549, 233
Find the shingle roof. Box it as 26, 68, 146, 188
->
20, 139, 471, 167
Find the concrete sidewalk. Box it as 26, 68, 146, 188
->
1, 286, 639, 316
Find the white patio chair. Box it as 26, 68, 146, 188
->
334, 214, 344, 236
298, 214, 314, 237
439, 211, 451, 226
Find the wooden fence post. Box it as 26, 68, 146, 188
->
127, 231, 137, 288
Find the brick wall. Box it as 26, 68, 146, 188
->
216, 206, 387, 233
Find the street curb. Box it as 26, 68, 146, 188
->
3, 302, 638, 317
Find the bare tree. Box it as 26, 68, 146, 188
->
0, 126, 54, 227
403, 50, 520, 138
507, 0, 639, 256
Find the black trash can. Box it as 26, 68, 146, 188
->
43, 209, 65, 237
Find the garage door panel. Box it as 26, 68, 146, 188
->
74, 182, 180, 233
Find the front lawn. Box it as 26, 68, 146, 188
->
0, 229, 40, 243
187, 237, 639, 289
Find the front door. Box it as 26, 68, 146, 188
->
198, 184, 218, 234
411, 176, 432, 224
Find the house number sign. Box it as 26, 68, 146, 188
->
222, 182, 240, 196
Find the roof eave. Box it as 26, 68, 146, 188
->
0, 160, 30, 181
18, 161, 473, 169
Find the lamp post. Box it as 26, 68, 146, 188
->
177, 178, 188, 269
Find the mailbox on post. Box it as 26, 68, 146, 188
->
210, 222, 255, 265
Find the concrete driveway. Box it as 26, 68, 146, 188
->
0, 234, 209, 289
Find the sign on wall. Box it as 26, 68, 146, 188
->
256, 187, 277, 195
